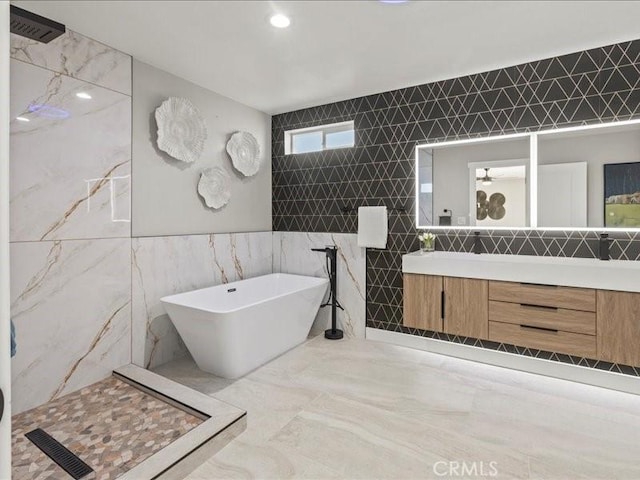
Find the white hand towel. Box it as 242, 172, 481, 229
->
357, 206, 388, 249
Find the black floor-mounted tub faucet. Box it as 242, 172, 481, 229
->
311, 246, 344, 340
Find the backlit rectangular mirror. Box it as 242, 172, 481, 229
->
417, 136, 531, 228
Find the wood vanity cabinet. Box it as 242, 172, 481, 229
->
444, 277, 489, 339
488, 281, 597, 358
597, 290, 640, 366
403, 274, 443, 332
404, 273, 640, 367
403, 274, 488, 338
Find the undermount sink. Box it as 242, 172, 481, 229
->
402, 250, 640, 292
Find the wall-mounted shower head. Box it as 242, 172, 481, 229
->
10, 6, 65, 44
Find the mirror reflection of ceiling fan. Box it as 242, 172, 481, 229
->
476, 168, 495, 186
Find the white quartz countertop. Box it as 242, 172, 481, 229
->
402, 251, 640, 292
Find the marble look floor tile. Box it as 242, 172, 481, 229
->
11, 31, 132, 95
10, 238, 131, 414
157, 348, 324, 443
272, 393, 530, 479
271, 400, 437, 479
292, 345, 478, 417
132, 232, 272, 368
153, 357, 235, 396
157, 336, 640, 480
469, 389, 640, 478
10, 59, 131, 242
528, 451, 639, 480
256, 340, 332, 380
472, 384, 640, 440
212, 378, 321, 443
461, 361, 640, 422
186, 439, 343, 480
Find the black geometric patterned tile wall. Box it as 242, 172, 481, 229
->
272, 39, 640, 376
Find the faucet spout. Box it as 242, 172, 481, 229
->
599, 233, 611, 261
473, 231, 483, 255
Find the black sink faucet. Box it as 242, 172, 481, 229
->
599, 233, 611, 261
473, 231, 483, 255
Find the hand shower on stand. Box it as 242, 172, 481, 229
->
311, 245, 344, 340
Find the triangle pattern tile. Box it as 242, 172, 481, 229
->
273, 38, 640, 378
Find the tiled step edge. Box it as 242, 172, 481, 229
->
113, 364, 246, 480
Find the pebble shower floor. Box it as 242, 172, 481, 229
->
12, 376, 203, 480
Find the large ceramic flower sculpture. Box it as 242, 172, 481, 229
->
198, 166, 231, 209
155, 97, 207, 163
226, 131, 261, 176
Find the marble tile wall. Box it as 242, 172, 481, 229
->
10, 59, 131, 242
9, 29, 133, 414
10, 31, 132, 95
10, 239, 131, 414
132, 232, 273, 369
273, 232, 366, 339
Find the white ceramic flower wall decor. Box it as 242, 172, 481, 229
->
198, 166, 231, 209
155, 97, 207, 163
226, 131, 261, 176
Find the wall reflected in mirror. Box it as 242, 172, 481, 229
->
417, 137, 530, 228
537, 123, 640, 229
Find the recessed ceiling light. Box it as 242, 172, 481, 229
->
15, 116, 30, 122
379, 0, 408, 3
76, 92, 92, 99
270, 14, 290, 28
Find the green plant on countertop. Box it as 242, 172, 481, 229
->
417, 231, 436, 252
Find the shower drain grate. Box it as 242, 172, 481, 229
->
25, 428, 94, 479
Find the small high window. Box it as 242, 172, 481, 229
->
285, 121, 355, 154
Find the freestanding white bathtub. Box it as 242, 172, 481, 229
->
161, 273, 329, 378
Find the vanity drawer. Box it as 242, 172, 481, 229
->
489, 301, 596, 335
489, 281, 596, 312
488, 321, 597, 358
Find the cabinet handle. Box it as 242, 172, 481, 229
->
441, 290, 445, 319
519, 282, 558, 288
520, 324, 558, 333
520, 303, 558, 311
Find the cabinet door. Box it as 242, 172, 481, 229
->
403, 274, 443, 332
597, 290, 640, 366
444, 277, 488, 339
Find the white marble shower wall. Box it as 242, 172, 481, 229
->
9, 31, 133, 414
273, 232, 366, 339
10, 30, 132, 95
10, 239, 131, 413
10, 60, 131, 241
132, 232, 273, 369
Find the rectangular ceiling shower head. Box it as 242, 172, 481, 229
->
10, 5, 65, 44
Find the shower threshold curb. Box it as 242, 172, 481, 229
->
113, 364, 246, 480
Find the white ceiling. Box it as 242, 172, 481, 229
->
14, 1, 640, 115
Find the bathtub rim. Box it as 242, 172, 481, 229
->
160, 272, 329, 315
